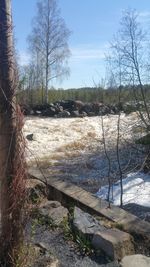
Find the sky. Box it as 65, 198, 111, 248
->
12, 0, 150, 89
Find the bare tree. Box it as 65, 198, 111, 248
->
28, 0, 71, 103
105, 9, 150, 206
0, 0, 26, 265
112, 9, 150, 129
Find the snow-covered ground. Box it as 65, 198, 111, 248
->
96, 172, 150, 207
24, 113, 150, 208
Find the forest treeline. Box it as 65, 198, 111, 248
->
17, 84, 150, 107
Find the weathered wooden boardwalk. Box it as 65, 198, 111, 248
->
28, 168, 150, 242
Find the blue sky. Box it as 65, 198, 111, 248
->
12, 0, 150, 89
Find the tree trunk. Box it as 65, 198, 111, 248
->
0, 1, 26, 265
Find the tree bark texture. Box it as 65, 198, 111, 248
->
0, 1, 26, 265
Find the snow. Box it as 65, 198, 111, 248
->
96, 172, 150, 207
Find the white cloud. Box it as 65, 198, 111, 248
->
139, 11, 150, 18
19, 51, 30, 66
139, 11, 150, 23
70, 44, 108, 61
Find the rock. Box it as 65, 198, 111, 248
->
26, 133, 34, 141
71, 110, 80, 117
23, 101, 123, 118
121, 254, 150, 267
92, 228, 135, 261
123, 103, 137, 114
34, 110, 42, 115
82, 103, 93, 114
81, 111, 87, 117
55, 100, 75, 110
73, 207, 105, 238
88, 112, 95, 117
49, 201, 62, 209
99, 105, 110, 115
42, 107, 57, 116
39, 200, 68, 225
74, 100, 84, 111
57, 105, 64, 112
34, 242, 49, 254
57, 111, 71, 118
145, 213, 150, 222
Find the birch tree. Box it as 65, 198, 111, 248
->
28, 0, 71, 103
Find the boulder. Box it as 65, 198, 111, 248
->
71, 110, 80, 117
42, 107, 57, 117
34, 110, 42, 115
111, 104, 119, 114
82, 103, 93, 114
144, 213, 150, 222
74, 100, 84, 112
73, 207, 105, 238
26, 133, 34, 141
121, 254, 150, 267
81, 111, 87, 117
88, 112, 95, 117
39, 200, 68, 225
55, 100, 75, 110
92, 228, 134, 261
57, 111, 71, 118
99, 105, 110, 115
92, 102, 102, 115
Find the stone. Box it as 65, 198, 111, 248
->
26, 133, 34, 141
39, 200, 68, 225
74, 100, 84, 111
121, 254, 150, 267
82, 103, 93, 114
34, 242, 49, 254
42, 107, 57, 116
73, 207, 105, 238
40, 200, 61, 209
71, 110, 80, 117
92, 228, 135, 261
57, 110, 71, 118
145, 213, 150, 222
81, 111, 87, 117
